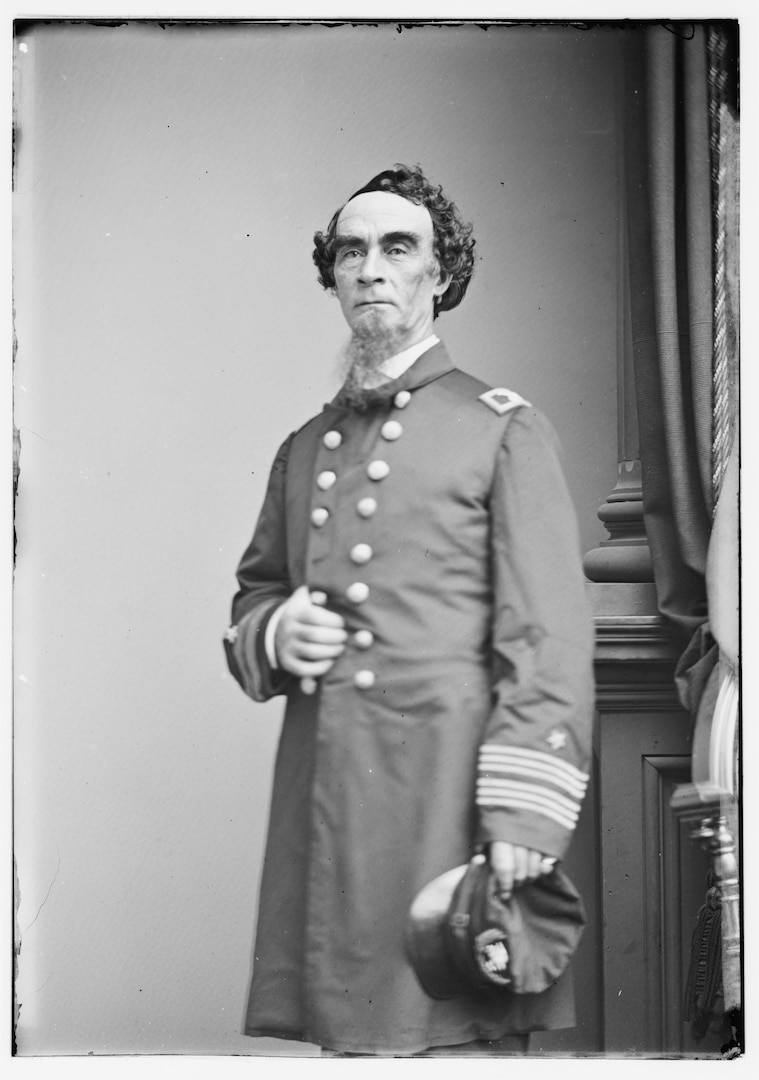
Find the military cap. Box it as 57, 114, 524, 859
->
405, 853, 586, 999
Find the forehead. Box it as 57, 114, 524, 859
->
336, 191, 434, 240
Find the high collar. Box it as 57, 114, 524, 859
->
377, 333, 439, 381
327, 341, 455, 414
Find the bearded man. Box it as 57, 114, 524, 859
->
224, 164, 595, 1056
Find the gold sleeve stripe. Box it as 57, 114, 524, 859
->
479, 744, 589, 784
478, 757, 588, 799
475, 790, 578, 832
476, 779, 581, 817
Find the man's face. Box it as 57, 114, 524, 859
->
332, 191, 449, 349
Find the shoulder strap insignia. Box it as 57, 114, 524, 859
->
478, 387, 532, 416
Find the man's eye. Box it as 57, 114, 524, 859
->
387, 246, 408, 256
339, 249, 361, 261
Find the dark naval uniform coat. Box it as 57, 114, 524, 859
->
224, 342, 595, 1055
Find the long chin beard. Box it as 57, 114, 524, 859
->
336, 313, 404, 409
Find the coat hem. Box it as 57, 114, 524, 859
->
245, 1019, 573, 1056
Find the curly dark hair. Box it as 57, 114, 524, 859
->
313, 164, 476, 318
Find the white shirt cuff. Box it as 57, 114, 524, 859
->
264, 602, 286, 669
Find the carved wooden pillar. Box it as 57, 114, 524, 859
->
671, 656, 741, 1023
690, 816, 741, 1014
583, 60, 653, 588
582, 249, 652, 583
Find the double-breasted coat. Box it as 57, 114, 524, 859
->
224, 342, 595, 1054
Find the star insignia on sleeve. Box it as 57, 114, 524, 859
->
224, 625, 239, 644
546, 729, 567, 751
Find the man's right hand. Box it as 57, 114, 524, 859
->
274, 585, 347, 678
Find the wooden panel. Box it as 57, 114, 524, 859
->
641, 754, 693, 1048
599, 709, 724, 1055
536, 602, 731, 1056
599, 709, 689, 1052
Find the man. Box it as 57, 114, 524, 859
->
224, 164, 595, 1056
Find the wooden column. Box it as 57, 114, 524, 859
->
583, 53, 653, 587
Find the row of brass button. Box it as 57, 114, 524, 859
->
311, 389, 412, 689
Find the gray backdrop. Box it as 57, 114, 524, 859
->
13, 21, 617, 1055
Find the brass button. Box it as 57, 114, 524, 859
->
350, 543, 373, 565
367, 460, 390, 481
316, 470, 337, 491
354, 669, 376, 690
357, 497, 378, 518
311, 507, 329, 528
346, 582, 370, 604
354, 629, 374, 650
323, 430, 342, 450
394, 390, 411, 409
381, 420, 403, 441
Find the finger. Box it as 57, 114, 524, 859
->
539, 856, 557, 876
299, 605, 346, 629
296, 624, 348, 646
285, 586, 340, 623
288, 584, 314, 609
525, 849, 543, 882
294, 640, 345, 661
287, 657, 336, 678
511, 846, 529, 887
489, 843, 515, 900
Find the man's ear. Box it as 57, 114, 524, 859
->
433, 268, 451, 297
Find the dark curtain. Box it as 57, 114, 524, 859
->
624, 23, 739, 709
624, 22, 741, 1030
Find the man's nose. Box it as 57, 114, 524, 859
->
358, 248, 385, 283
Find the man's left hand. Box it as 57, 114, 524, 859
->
488, 841, 556, 901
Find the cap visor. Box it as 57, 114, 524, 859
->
406, 864, 469, 999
